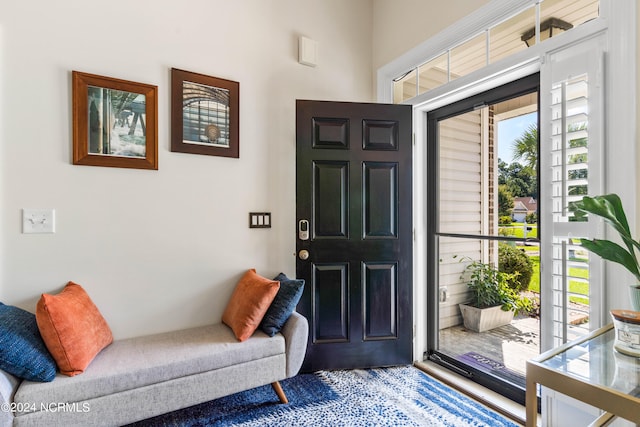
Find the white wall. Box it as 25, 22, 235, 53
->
0, 0, 373, 339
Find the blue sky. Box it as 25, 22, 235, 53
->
497, 112, 537, 163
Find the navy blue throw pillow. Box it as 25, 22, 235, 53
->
0, 303, 57, 382
260, 273, 304, 337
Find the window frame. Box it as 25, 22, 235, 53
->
378, 0, 637, 367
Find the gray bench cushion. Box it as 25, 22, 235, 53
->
15, 323, 284, 409
0, 369, 19, 427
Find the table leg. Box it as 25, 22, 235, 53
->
525, 370, 537, 427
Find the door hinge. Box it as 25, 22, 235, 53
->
412, 133, 416, 145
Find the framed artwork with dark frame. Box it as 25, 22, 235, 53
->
171, 68, 239, 158
72, 71, 158, 170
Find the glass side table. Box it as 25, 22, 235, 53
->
526, 324, 640, 427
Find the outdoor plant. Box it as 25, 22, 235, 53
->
499, 216, 513, 226
570, 193, 640, 285
458, 256, 533, 315
498, 243, 533, 292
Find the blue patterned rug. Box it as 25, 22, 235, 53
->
129, 366, 519, 427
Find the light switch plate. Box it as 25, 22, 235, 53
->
249, 212, 271, 228
23, 208, 55, 234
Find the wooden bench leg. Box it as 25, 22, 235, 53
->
271, 381, 288, 404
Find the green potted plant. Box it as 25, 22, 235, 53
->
570, 194, 640, 310
457, 257, 532, 332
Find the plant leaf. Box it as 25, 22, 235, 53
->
572, 194, 629, 234
571, 194, 640, 264
580, 238, 640, 281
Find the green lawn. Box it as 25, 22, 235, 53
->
499, 222, 588, 305
499, 223, 538, 239
529, 255, 540, 292
525, 255, 589, 305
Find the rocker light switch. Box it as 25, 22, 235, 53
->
23, 208, 56, 234
249, 212, 271, 228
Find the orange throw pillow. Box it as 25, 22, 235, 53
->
222, 269, 280, 341
36, 282, 113, 376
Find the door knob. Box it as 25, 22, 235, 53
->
298, 250, 310, 260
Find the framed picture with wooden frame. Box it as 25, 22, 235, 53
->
171, 68, 239, 158
72, 71, 158, 170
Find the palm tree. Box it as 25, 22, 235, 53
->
512, 124, 537, 169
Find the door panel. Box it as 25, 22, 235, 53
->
296, 100, 412, 371
363, 262, 398, 340
313, 118, 349, 148
312, 263, 349, 343
363, 162, 398, 238
313, 162, 348, 238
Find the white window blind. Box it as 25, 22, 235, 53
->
540, 35, 605, 352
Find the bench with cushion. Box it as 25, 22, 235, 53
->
0, 270, 308, 427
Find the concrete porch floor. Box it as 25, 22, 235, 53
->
439, 307, 590, 381
439, 315, 540, 380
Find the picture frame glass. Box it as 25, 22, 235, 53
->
171, 68, 239, 158
87, 86, 148, 158
182, 81, 231, 149
73, 71, 158, 170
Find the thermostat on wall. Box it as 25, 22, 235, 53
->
299, 36, 318, 67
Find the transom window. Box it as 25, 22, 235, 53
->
392, 0, 599, 104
